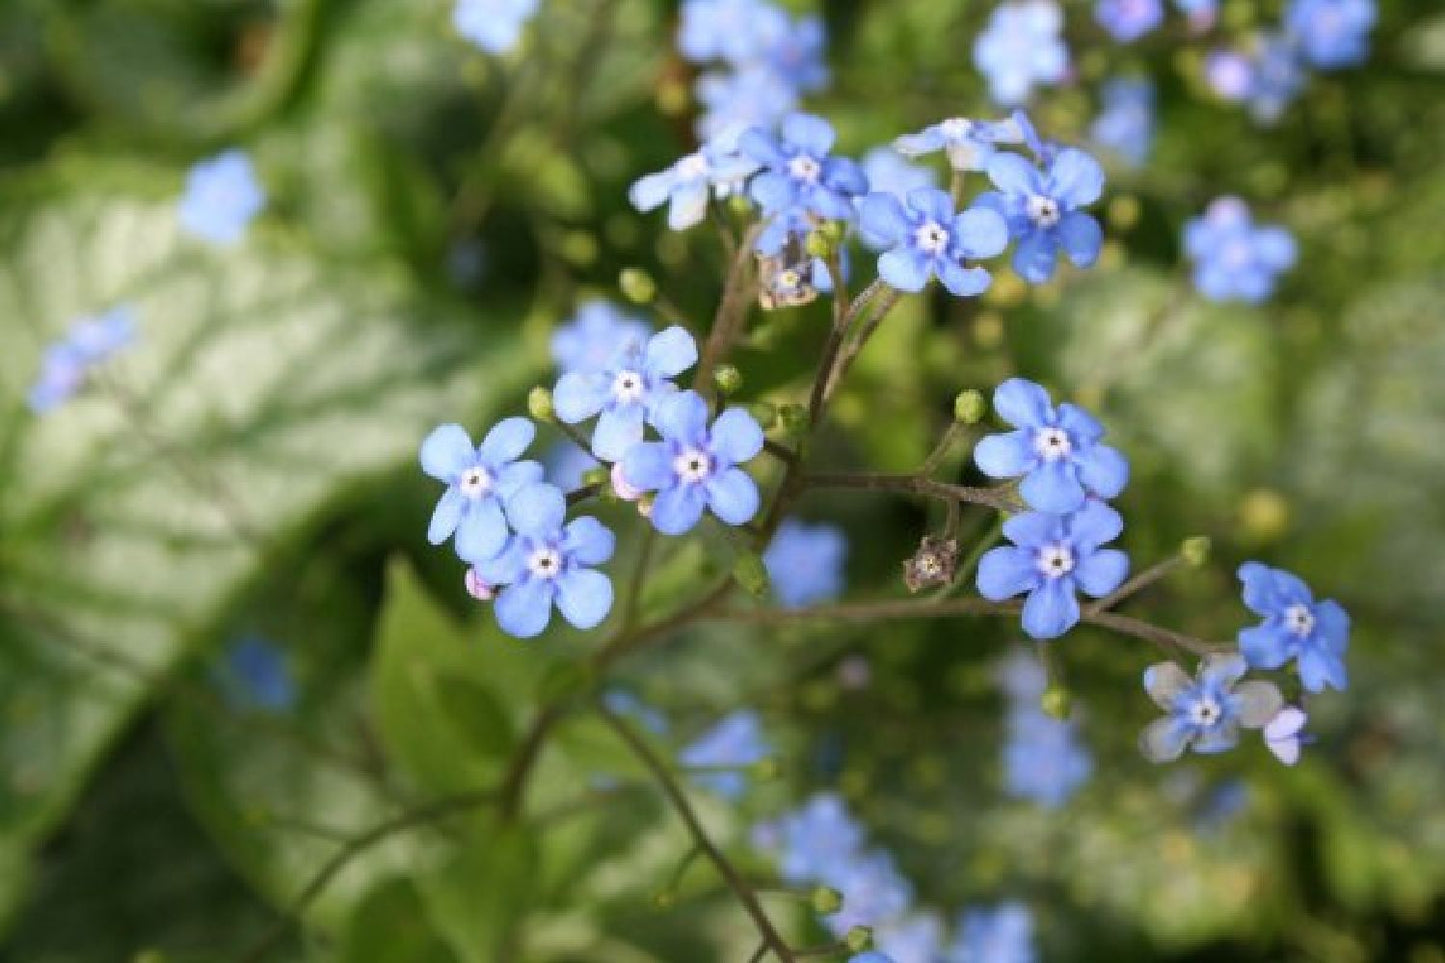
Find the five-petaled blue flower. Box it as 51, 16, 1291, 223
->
859, 189, 1010, 296
740, 113, 868, 255
421, 419, 544, 562
973, 1, 1069, 107
948, 902, 1037, 963
553, 325, 699, 462
630, 143, 759, 231
1209, 33, 1307, 124
468, 482, 615, 638
1285, 0, 1375, 70
1090, 77, 1155, 167
1003, 704, 1093, 808
1236, 562, 1349, 692
974, 378, 1130, 513
977, 501, 1131, 640
1183, 197, 1297, 303
775, 791, 864, 883
825, 850, 914, 936
178, 150, 265, 245
764, 518, 848, 609
680, 709, 770, 798
621, 390, 764, 535
894, 115, 1024, 172
27, 306, 136, 414
977, 147, 1106, 283
1139, 654, 1283, 762
453, 0, 539, 54
551, 301, 651, 375
1094, 0, 1163, 43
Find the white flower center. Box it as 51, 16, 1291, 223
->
1036, 544, 1075, 579
788, 155, 822, 183
676, 152, 711, 180
673, 447, 713, 483
612, 369, 646, 404
1284, 603, 1315, 637
1189, 696, 1223, 727
940, 117, 974, 141
1222, 238, 1254, 270
914, 221, 951, 255
527, 546, 563, 580
1033, 426, 1072, 461
458, 466, 494, 498
1026, 194, 1061, 228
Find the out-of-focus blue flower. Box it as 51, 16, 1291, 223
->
776, 792, 865, 882
997, 649, 1048, 702
1003, 707, 1093, 807
1237, 562, 1349, 692
544, 441, 599, 493
678, 0, 770, 65
1194, 779, 1250, 832
740, 114, 868, 255
1264, 706, 1308, 764
620, 390, 764, 535
860, 149, 939, 202
217, 636, 295, 712
1285, 0, 1375, 69
894, 115, 1024, 173
859, 189, 1009, 296
421, 419, 544, 562
948, 902, 1036, 963
974, 378, 1129, 513
551, 301, 651, 375
680, 710, 770, 798
1139, 655, 1283, 762
178, 150, 265, 245
603, 689, 668, 735
976, 147, 1105, 283
1174, 0, 1218, 26
453, 0, 538, 54
27, 306, 136, 413
973, 1, 1069, 107
1183, 197, 1296, 303
977, 501, 1131, 641
1240, 33, 1308, 123
554, 326, 698, 462
1090, 77, 1155, 167
695, 66, 799, 149
1205, 49, 1255, 101
469, 483, 615, 638
850, 955, 896, 963
630, 143, 760, 231
877, 914, 945, 963
752, 8, 829, 92
825, 850, 914, 936
764, 518, 848, 609
1095, 0, 1163, 43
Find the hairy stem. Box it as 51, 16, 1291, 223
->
697, 224, 764, 396
803, 471, 1018, 513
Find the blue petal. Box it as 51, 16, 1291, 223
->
668, 182, 710, 231
504, 483, 566, 538
937, 261, 992, 297
705, 468, 760, 525
1143, 662, 1192, 709
879, 248, 933, 292
427, 488, 466, 544
1268, 567, 1315, 607
473, 540, 527, 585
1021, 578, 1081, 640
1238, 624, 1294, 670
908, 187, 955, 225
1056, 403, 1104, 444
977, 546, 1039, 600
1192, 721, 1240, 754
1074, 548, 1129, 597
562, 516, 616, 566
807, 184, 856, 221
555, 568, 613, 630
986, 152, 1042, 197
1056, 211, 1103, 268
1012, 230, 1060, 284
495, 578, 555, 639
1020, 460, 1086, 514
1200, 652, 1248, 687
1298, 648, 1347, 693
1238, 562, 1283, 616
553, 372, 611, 424
455, 497, 509, 563
478, 416, 535, 466
1255, 227, 1297, 270
738, 128, 784, 167
629, 170, 676, 212
783, 113, 836, 156
821, 157, 868, 197
420, 423, 477, 482
1066, 500, 1124, 551
749, 172, 796, 213
858, 194, 910, 248
1075, 444, 1129, 499
1313, 599, 1350, 656
1046, 148, 1106, 207
894, 127, 947, 157
621, 442, 674, 492
710, 408, 765, 466
592, 405, 647, 462
993, 377, 1053, 428
645, 325, 699, 378
1140, 716, 1190, 763
952, 206, 1010, 258
974, 430, 1035, 478
651, 483, 707, 535
1002, 510, 1062, 549
496, 460, 544, 498
651, 390, 710, 446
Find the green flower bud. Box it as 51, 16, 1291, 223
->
713, 364, 743, 395
954, 388, 986, 424
581, 466, 610, 489
1041, 684, 1072, 720
818, 220, 846, 244
1181, 536, 1212, 568
619, 267, 657, 304
528, 386, 555, 422
810, 886, 843, 915
732, 551, 771, 598
804, 230, 834, 260
845, 926, 874, 953
728, 193, 753, 217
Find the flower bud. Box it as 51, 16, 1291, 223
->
713, 364, 743, 395
619, 267, 657, 304
728, 193, 753, 216
953, 388, 986, 424
581, 466, 610, 489
1041, 684, 1071, 720
804, 229, 834, 260
612, 462, 643, 501
845, 926, 874, 953
732, 551, 771, 599
1181, 535, 1212, 568
464, 568, 495, 602
528, 386, 554, 422
810, 885, 843, 915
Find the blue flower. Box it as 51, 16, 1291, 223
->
678, 0, 771, 65
977, 501, 1131, 641
620, 390, 764, 535
1214, 33, 1306, 124
421, 419, 545, 562
973, 378, 1129, 513
776, 792, 865, 883
894, 115, 1025, 173
551, 301, 652, 375
1139, 654, 1283, 762
752, 10, 829, 93
1264, 706, 1308, 764
764, 518, 848, 609
976, 147, 1106, 283
948, 903, 1036, 963
876, 914, 944, 963
695, 66, 799, 149
1094, 0, 1163, 43
1236, 562, 1349, 692
630, 143, 760, 231
860, 148, 939, 201
1205, 49, 1256, 102
850, 956, 896, 963
217, 636, 295, 712
973, 1, 1069, 107
27, 306, 136, 413
740, 114, 869, 255
1183, 197, 1296, 303
178, 150, 265, 245
680, 710, 770, 798
453, 0, 539, 54
859, 188, 1009, 296
469, 483, 615, 638
1003, 707, 1092, 807
824, 850, 913, 936
1285, 0, 1375, 70
554, 325, 699, 462
1090, 77, 1155, 167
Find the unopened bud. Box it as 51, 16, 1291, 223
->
619, 267, 656, 304
1041, 684, 1071, 720
581, 466, 610, 489
612, 462, 643, 501
810, 885, 843, 915
953, 388, 986, 424
1181, 536, 1211, 568
818, 220, 846, 244
732, 551, 771, 598
804, 230, 834, 260
464, 568, 495, 602
728, 193, 753, 216
713, 364, 742, 395
845, 926, 874, 953
528, 386, 554, 421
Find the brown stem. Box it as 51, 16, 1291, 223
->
822, 286, 904, 405
696, 224, 763, 396
802, 471, 1018, 513
1087, 554, 1184, 615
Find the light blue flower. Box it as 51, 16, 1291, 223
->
1205, 49, 1255, 102
1285, 0, 1375, 69
973, 378, 1129, 513
776, 792, 865, 883
824, 850, 914, 936
1094, 0, 1163, 43
1003, 707, 1092, 807
764, 518, 848, 609
1139, 654, 1283, 762
469, 483, 615, 638
1236, 562, 1349, 692
217, 636, 294, 712
947, 903, 1036, 963
894, 114, 1024, 173
453, 0, 539, 54
1264, 706, 1308, 764
553, 325, 698, 462
620, 390, 764, 535
421, 419, 545, 562
876, 914, 944, 963
551, 301, 651, 375
178, 149, 265, 245
753, 10, 829, 93
630, 142, 759, 231
973, 1, 1069, 107
859, 188, 1009, 296
680, 710, 770, 798
740, 114, 869, 255
977, 501, 1131, 641
1090, 77, 1155, 167
1183, 197, 1296, 303
1213, 34, 1307, 124
976, 146, 1106, 283
678, 0, 772, 65
27, 306, 136, 413
850, 956, 895, 963
859, 148, 938, 202
695, 66, 799, 149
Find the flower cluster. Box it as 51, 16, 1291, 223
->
27, 306, 136, 413
178, 149, 265, 246
973, 1, 1068, 106
1183, 197, 1297, 303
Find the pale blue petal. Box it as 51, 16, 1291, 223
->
1200, 652, 1248, 687
1021, 578, 1081, 640
738, 128, 785, 167
1074, 548, 1129, 597
652, 483, 707, 535
496, 460, 544, 498
784, 113, 836, 155
937, 261, 992, 297
504, 482, 566, 538
1012, 230, 1059, 283
710, 408, 764, 464
705, 468, 760, 525
1056, 403, 1104, 444
823, 158, 868, 196
1067, 501, 1124, 551
750, 172, 796, 212
478, 416, 535, 465
427, 488, 466, 544
1299, 648, 1347, 693
455, 497, 509, 562
1140, 716, 1190, 763
474, 541, 527, 585
645, 325, 699, 378
1313, 600, 1350, 656
553, 372, 611, 424
1235, 680, 1283, 727
879, 248, 932, 292
1075, 444, 1129, 499
1001, 510, 1061, 549
555, 568, 613, 630
652, 390, 710, 445
986, 152, 1042, 197
1047, 148, 1106, 207
993, 377, 1053, 428
1239, 624, 1294, 670
562, 516, 615, 566
1192, 721, 1240, 754
495, 579, 555, 639
908, 187, 955, 225
1057, 211, 1103, 267
668, 182, 710, 231
974, 430, 1035, 478
1238, 561, 1283, 616
1143, 662, 1191, 710
420, 423, 477, 481
977, 546, 1039, 600
592, 405, 647, 462
629, 170, 676, 212
621, 442, 673, 492
858, 194, 910, 248
952, 206, 1010, 258
1021, 460, 1086, 513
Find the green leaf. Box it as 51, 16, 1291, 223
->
340, 877, 462, 963
418, 821, 538, 963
